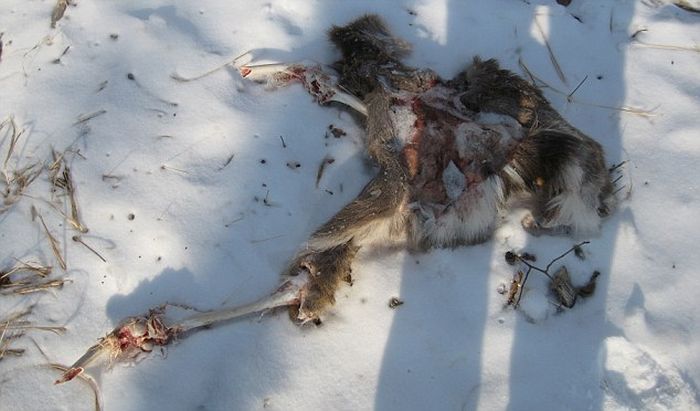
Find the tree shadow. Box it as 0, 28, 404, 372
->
372, 1, 634, 410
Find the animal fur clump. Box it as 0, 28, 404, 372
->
245, 15, 616, 322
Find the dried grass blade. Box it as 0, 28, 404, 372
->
73, 110, 106, 126
2, 116, 20, 171
3, 323, 66, 335
34, 207, 67, 271
535, 17, 567, 85
7, 278, 70, 295
63, 166, 88, 232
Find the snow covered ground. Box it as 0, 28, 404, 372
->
1, 0, 699, 410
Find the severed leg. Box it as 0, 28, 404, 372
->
239, 61, 368, 116
56, 272, 311, 384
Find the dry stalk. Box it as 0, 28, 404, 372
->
534, 17, 567, 85
73, 110, 106, 126
33, 206, 67, 271
3, 278, 70, 295
518, 59, 657, 118
0, 309, 64, 360
47, 151, 88, 232
72, 236, 107, 263
0, 260, 52, 283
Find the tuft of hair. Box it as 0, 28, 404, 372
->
329, 14, 411, 63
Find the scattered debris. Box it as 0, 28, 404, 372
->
286, 161, 301, 169
52, 46, 70, 64
503, 241, 597, 309
48, 150, 89, 232
315, 156, 335, 188
328, 125, 347, 138
96, 80, 108, 93
73, 110, 107, 126
0, 308, 66, 361
550, 267, 577, 308
577, 271, 600, 297
388, 297, 404, 309
219, 154, 235, 170
506, 271, 525, 306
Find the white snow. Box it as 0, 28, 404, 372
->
1, 1, 699, 410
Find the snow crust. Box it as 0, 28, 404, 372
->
0, 1, 699, 410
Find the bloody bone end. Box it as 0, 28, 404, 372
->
239, 67, 252, 77
55, 367, 84, 384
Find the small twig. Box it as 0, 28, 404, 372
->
279, 135, 287, 148
545, 241, 589, 272
219, 154, 235, 170
506, 241, 591, 307
250, 234, 285, 244
567, 75, 588, 103
127, 73, 179, 107
72, 236, 107, 263
73, 110, 107, 126
96, 80, 108, 93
